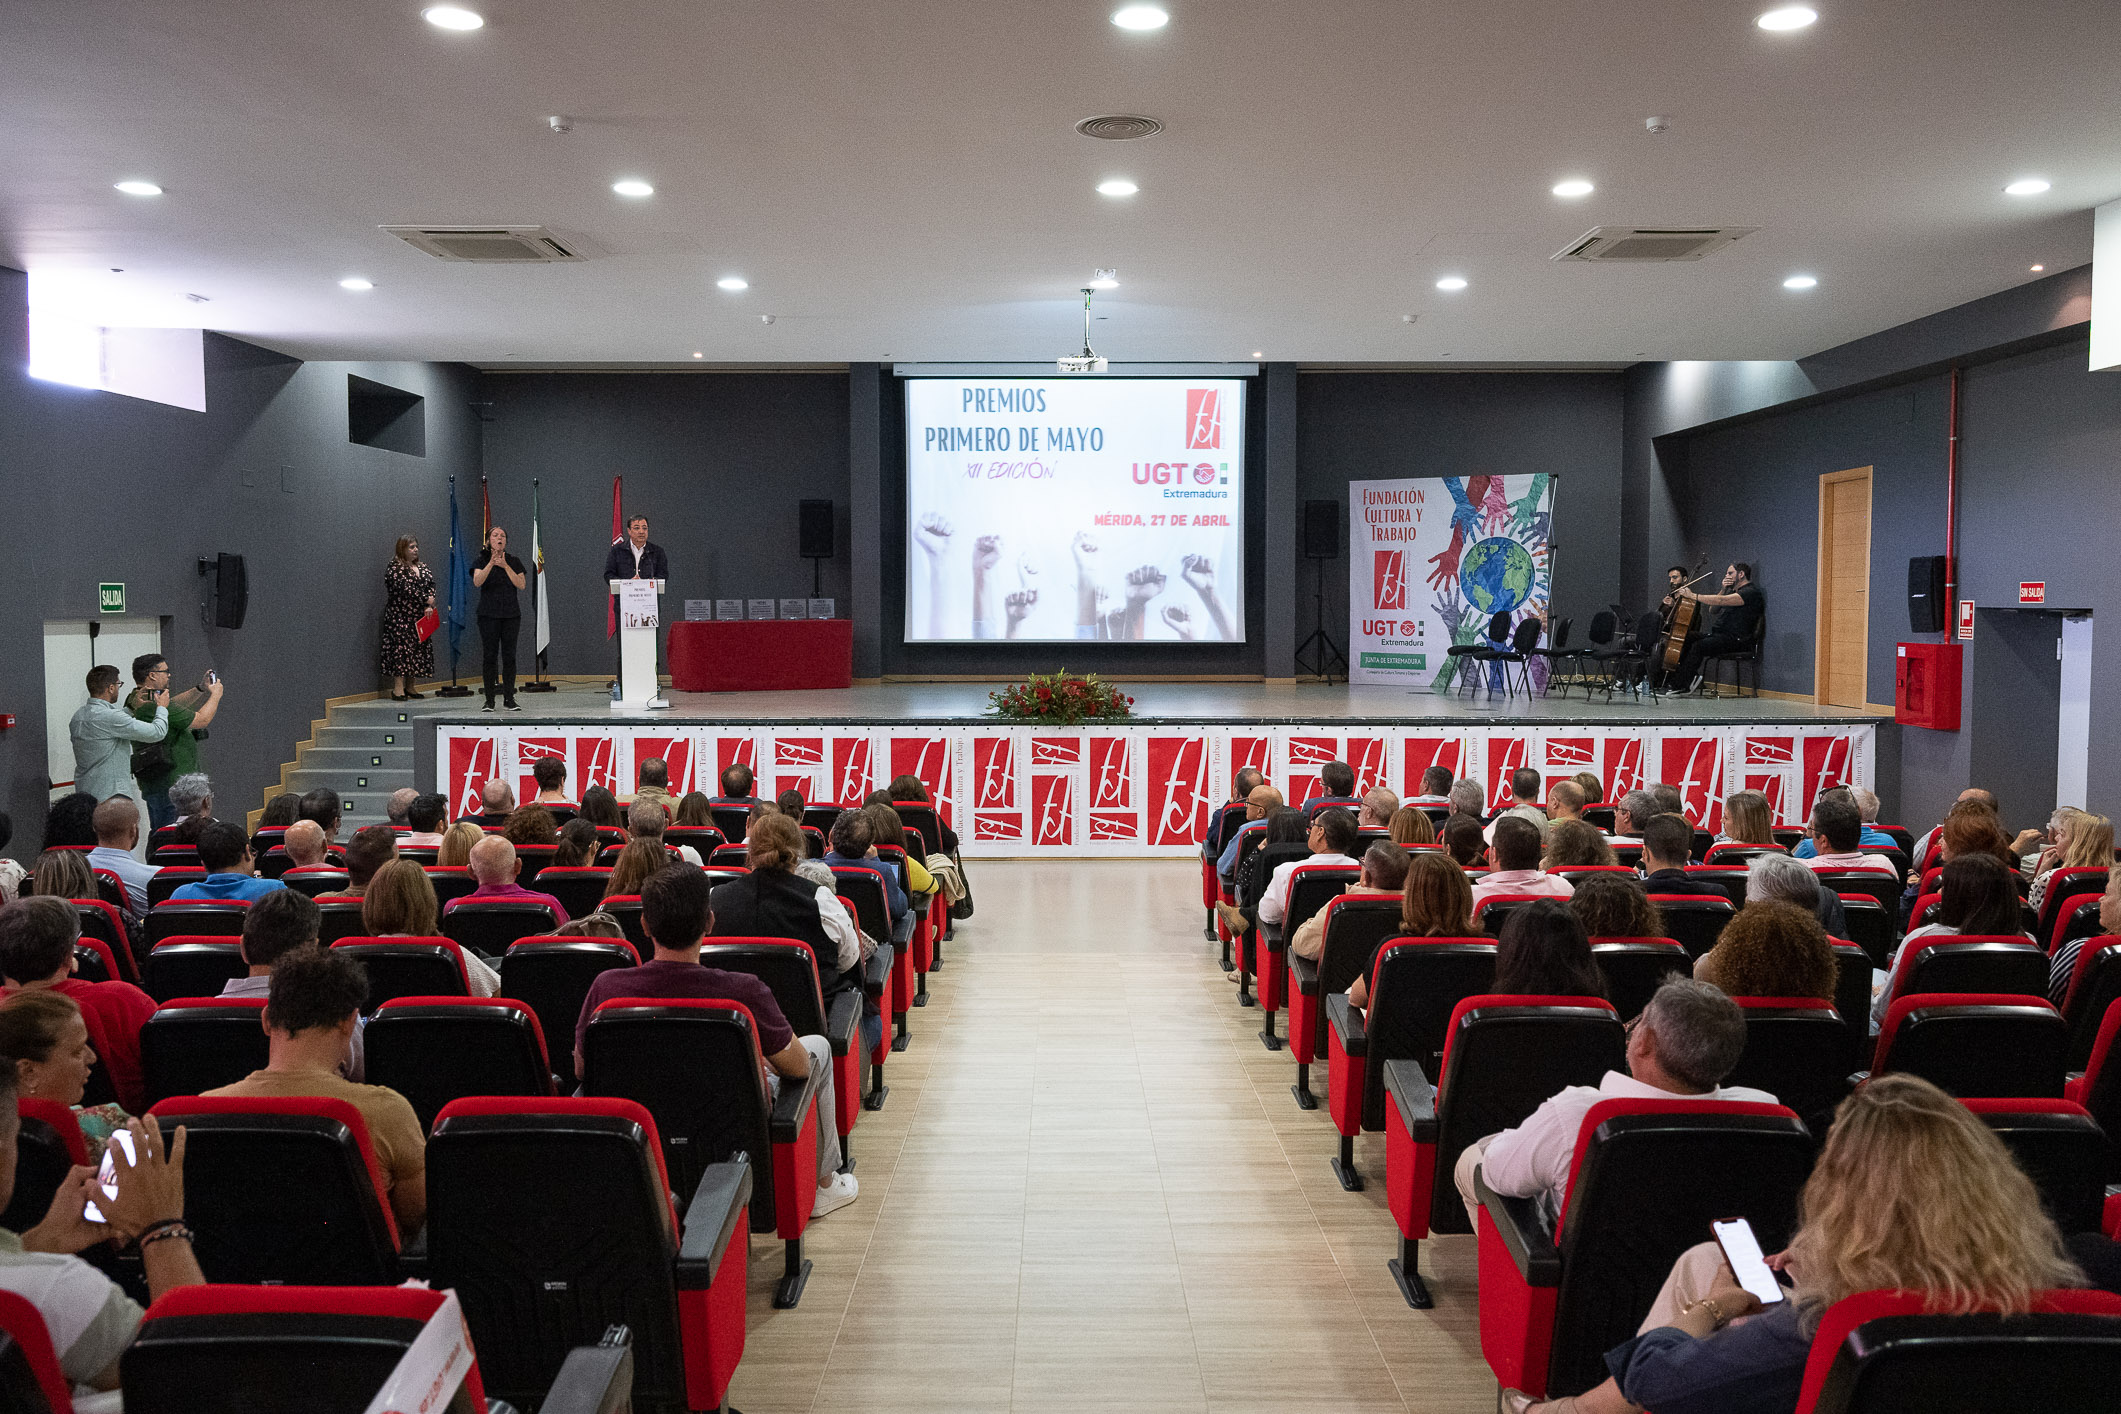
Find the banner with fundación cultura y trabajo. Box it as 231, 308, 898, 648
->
1347, 475, 1556, 690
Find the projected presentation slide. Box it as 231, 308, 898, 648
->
904, 378, 1246, 644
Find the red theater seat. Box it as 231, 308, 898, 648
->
440, 898, 562, 955
1588, 939, 1691, 1020
0, 1289, 74, 1414
1962, 1097, 2107, 1234
1702, 842, 1787, 867
1792, 1288, 2121, 1414
1878, 935, 2047, 1013
0, 1100, 92, 1239
1288, 895, 1403, 1109
279, 866, 351, 898
140, 996, 269, 1105
314, 899, 367, 944
1644, 894, 1735, 957
2060, 937, 2121, 1068
498, 937, 638, 1094
1727, 996, 1854, 1129
1256, 862, 1360, 1050
146, 867, 205, 907
142, 936, 246, 1003
1869, 992, 2066, 1098
144, 899, 248, 946
332, 936, 473, 1009
697, 937, 870, 1166
363, 996, 556, 1132
532, 865, 615, 919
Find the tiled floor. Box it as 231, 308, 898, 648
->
725, 859, 1495, 1413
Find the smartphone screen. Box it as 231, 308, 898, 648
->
1712, 1217, 1784, 1305
82, 1129, 137, 1227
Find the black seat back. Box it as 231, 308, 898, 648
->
0, 1105, 85, 1237
1281, 867, 1360, 945
1836, 896, 1893, 967
1242, 842, 1313, 913
708, 807, 751, 841
121, 1303, 457, 1414
1803, 1302, 2121, 1414
1590, 941, 1692, 1020
1682, 866, 1749, 906
364, 999, 555, 1133
1832, 943, 1873, 1060
280, 870, 351, 899
440, 900, 561, 955
1643, 895, 1734, 958
1897, 939, 2049, 1000
1875, 998, 2067, 1098
531, 868, 615, 920
895, 803, 946, 856
143, 941, 247, 1004
420, 867, 480, 907
1964, 1099, 2109, 1235
696, 941, 828, 1036
1360, 938, 1499, 1129
140, 998, 271, 1106
145, 902, 248, 945
332, 940, 468, 1011
2062, 940, 2121, 1070
1728, 998, 1854, 1130
828, 869, 892, 945
1315, 898, 1406, 1000
499, 940, 637, 1092
314, 900, 368, 944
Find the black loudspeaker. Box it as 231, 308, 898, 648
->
1302, 500, 1340, 560
1907, 555, 1946, 633
798, 500, 835, 559
213, 553, 248, 629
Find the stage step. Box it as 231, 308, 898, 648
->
256, 696, 432, 833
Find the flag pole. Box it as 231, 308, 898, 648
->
435, 472, 474, 697
523, 475, 555, 693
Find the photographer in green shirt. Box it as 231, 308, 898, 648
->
126, 654, 224, 832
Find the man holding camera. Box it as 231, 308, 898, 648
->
126, 655, 224, 832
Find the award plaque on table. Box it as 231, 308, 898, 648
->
715, 599, 744, 621
747, 598, 778, 620
779, 598, 808, 620
808, 598, 835, 620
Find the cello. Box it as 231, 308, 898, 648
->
1658, 560, 1716, 676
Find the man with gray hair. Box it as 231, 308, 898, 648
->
1791, 784, 1896, 860
1613, 789, 1658, 838
281, 819, 330, 870
1204, 767, 1266, 865
1447, 778, 1485, 822
165, 773, 215, 845
385, 788, 420, 829
1747, 852, 1849, 939
1358, 787, 1401, 829
1456, 978, 1775, 1225
629, 797, 702, 864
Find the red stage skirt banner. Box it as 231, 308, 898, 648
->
437, 722, 1875, 858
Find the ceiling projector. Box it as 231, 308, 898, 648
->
1058, 285, 1108, 373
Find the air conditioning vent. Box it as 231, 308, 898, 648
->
1074, 114, 1164, 141
1552, 225, 1759, 263
379, 225, 587, 262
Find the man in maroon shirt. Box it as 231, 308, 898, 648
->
441, 836, 569, 924
574, 863, 858, 1219
0, 897, 158, 1113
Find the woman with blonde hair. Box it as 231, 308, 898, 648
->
1573, 772, 1604, 806
1543, 819, 1616, 869
603, 838, 670, 900
436, 821, 485, 868
1387, 806, 1437, 847
364, 859, 502, 993
2028, 809, 2112, 913
1349, 854, 1477, 1010
0, 989, 130, 1148
1505, 1072, 2085, 1414
1718, 790, 1775, 847
29, 850, 97, 902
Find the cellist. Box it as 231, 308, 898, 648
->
1663, 562, 1766, 692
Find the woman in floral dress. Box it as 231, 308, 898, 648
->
384, 534, 436, 700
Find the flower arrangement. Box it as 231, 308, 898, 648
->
986, 670, 1135, 724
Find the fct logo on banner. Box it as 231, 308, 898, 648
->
1402, 737, 1464, 798
972, 737, 1016, 809
1033, 775, 1074, 847
1374, 551, 1407, 611
450, 736, 497, 820
832, 737, 873, 804
516, 737, 566, 801
635, 737, 695, 794
575, 735, 618, 796
890, 737, 954, 825
1090, 737, 1131, 809
1661, 736, 1727, 832
717, 737, 756, 777
1147, 736, 1212, 846
1184, 389, 1222, 449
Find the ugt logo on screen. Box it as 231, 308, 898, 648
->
1184, 389, 1222, 449
1374, 550, 1406, 610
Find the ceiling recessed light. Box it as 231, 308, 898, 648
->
1755, 6, 1817, 31
2004, 178, 2050, 196
1088, 274, 1119, 290
716, 276, 748, 291
1435, 276, 1468, 291
1111, 6, 1169, 31
1783, 274, 1818, 289
612, 179, 655, 198
1096, 179, 1139, 197
422, 5, 484, 30
113, 180, 162, 197
1551, 179, 1595, 198
339, 277, 374, 292
2029, 264, 2046, 272
1251, 351, 1264, 358
691, 351, 704, 359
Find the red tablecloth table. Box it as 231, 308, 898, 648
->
667, 619, 854, 692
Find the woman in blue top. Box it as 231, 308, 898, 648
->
1503, 1074, 2084, 1414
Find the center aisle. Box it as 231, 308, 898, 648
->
727, 860, 1495, 1413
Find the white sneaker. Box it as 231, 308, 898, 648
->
812, 1170, 858, 1219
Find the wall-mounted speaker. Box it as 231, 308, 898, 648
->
213, 553, 248, 629
798, 499, 835, 559
1907, 554, 1946, 633
1302, 500, 1340, 560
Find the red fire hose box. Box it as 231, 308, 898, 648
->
1895, 642, 1962, 731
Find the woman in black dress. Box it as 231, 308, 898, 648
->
473, 525, 527, 711
383, 535, 436, 700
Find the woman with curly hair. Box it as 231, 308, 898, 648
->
1543, 818, 1616, 869
1569, 874, 1664, 940
1692, 899, 1836, 1002
500, 805, 558, 847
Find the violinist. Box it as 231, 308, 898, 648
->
1663, 563, 1765, 692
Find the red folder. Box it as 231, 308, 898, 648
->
416, 608, 440, 642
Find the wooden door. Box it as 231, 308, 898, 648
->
1814, 467, 1873, 709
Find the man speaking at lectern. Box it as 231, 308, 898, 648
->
603, 514, 669, 584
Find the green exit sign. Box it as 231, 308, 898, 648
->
97, 583, 126, 614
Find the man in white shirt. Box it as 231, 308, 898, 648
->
1800, 797, 1897, 874
1455, 978, 1775, 1226
85, 796, 160, 918
1410, 766, 1455, 805
1258, 809, 1361, 928
1484, 767, 1549, 845
1470, 816, 1575, 908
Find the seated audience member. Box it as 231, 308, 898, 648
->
1747, 852, 1850, 940
1650, 783, 1686, 819
1442, 815, 1487, 869
1302, 760, 1362, 817
710, 763, 764, 809
170, 821, 286, 902
863, 801, 935, 903
1611, 788, 1658, 839
219, 888, 369, 1077
1716, 789, 1776, 847
1505, 1074, 2086, 1414
1694, 899, 1837, 1002
1868, 854, 2026, 1023
1214, 808, 1315, 957
578, 785, 624, 830
0, 989, 130, 1148
1545, 779, 1589, 826
629, 757, 675, 814
1291, 841, 1411, 963
1895, 801, 2017, 920
86, 795, 159, 917
822, 812, 907, 919
576, 863, 859, 1218
775, 789, 808, 823
1638, 813, 1728, 897
712, 812, 865, 1005
361, 860, 500, 994
501, 805, 558, 847
297, 788, 343, 846
1359, 787, 1401, 829
205, 948, 427, 1234
604, 837, 673, 900
1471, 816, 1574, 907
41, 794, 99, 851
1486, 767, 1548, 843
1572, 772, 1604, 807
2054, 872, 2121, 1007
1458, 977, 1767, 1227
1349, 852, 1479, 1010
554, 911, 626, 939
0, 897, 157, 1113
887, 773, 960, 855
385, 787, 419, 829
1447, 778, 1486, 824
316, 825, 399, 901
0, 1085, 201, 1395
1410, 766, 1455, 805
257, 792, 302, 830
552, 817, 600, 869
0, 815, 19, 905
444, 837, 569, 925
529, 757, 575, 821
1257, 808, 1362, 929
163, 773, 215, 845
2028, 809, 2112, 912
1493, 898, 1607, 997
1388, 806, 1437, 847
1543, 818, 1617, 869
1908, 786, 1999, 865
1205, 769, 1267, 861
435, 821, 485, 868
673, 791, 714, 828
1215, 784, 1285, 883
1568, 875, 1664, 940
630, 799, 700, 866
29, 851, 98, 907
1790, 785, 1895, 858
469, 779, 514, 830
1800, 796, 1896, 874
402, 792, 449, 847
281, 819, 330, 869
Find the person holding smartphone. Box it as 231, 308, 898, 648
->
126, 653, 224, 832
472, 524, 527, 712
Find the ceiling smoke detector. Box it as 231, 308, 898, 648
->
1075, 114, 1163, 141
1552, 225, 1758, 262
381, 224, 586, 262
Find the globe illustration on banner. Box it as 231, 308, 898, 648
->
1460, 537, 1536, 616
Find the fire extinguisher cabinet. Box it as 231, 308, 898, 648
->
1895, 642, 1963, 730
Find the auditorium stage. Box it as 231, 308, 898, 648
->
410, 682, 1881, 857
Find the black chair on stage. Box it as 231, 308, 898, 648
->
1699, 615, 1766, 697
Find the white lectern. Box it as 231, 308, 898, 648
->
609, 578, 670, 709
